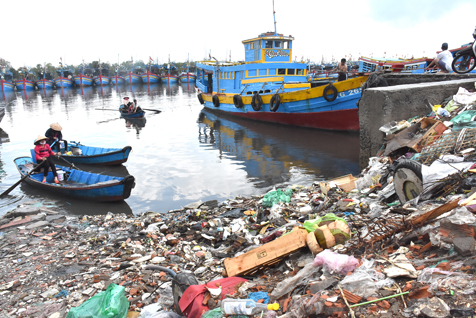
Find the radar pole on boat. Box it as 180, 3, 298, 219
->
273, 0, 277, 35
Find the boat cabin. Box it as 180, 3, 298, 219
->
196, 32, 308, 96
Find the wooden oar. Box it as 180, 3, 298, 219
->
58, 155, 82, 171
0, 161, 46, 197
141, 109, 161, 113
95, 108, 119, 111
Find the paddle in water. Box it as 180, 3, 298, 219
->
0, 160, 46, 197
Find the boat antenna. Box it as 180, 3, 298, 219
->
273, 0, 277, 35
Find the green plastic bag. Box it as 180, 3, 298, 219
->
262, 188, 293, 207
66, 284, 129, 318
303, 213, 348, 233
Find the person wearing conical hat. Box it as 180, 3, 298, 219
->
45, 123, 67, 155
33, 135, 60, 184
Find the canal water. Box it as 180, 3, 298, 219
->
0, 84, 360, 216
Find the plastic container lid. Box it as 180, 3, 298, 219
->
267, 303, 280, 311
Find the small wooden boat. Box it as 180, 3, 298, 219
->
32, 141, 132, 166
119, 106, 146, 118
14, 156, 135, 201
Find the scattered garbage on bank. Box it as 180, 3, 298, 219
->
2, 83, 476, 317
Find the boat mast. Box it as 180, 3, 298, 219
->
273, 0, 277, 35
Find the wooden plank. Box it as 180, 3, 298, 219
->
224, 228, 308, 277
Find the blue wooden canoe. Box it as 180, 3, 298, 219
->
31, 141, 132, 166
14, 156, 135, 201
119, 106, 146, 118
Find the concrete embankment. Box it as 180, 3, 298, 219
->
359, 74, 476, 168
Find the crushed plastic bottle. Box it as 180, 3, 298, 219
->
220, 298, 279, 315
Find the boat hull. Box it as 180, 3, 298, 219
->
73, 75, 93, 86
54, 77, 73, 88
200, 77, 367, 131
120, 110, 145, 118
37, 79, 54, 89
141, 73, 160, 83
125, 73, 142, 84
94, 75, 110, 86
161, 75, 179, 84
15, 79, 36, 90
0, 80, 14, 91
179, 73, 196, 83
111, 76, 125, 85
55, 142, 131, 165
14, 156, 135, 201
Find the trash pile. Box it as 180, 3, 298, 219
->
2, 86, 476, 317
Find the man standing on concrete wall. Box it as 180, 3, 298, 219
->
425, 43, 453, 73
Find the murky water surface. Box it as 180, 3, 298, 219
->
0, 84, 359, 216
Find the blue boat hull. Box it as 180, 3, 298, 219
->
37, 79, 54, 89
58, 142, 132, 165
199, 77, 367, 131
0, 80, 14, 91
15, 79, 36, 90
111, 76, 125, 85
125, 73, 142, 84
94, 75, 110, 86
179, 73, 196, 83
15, 156, 135, 201
141, 73, 160, 83
161, 75, 179, 84
73, 75, 93, 86
54, 77, 73, 88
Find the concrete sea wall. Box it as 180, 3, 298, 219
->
359, 75, 476, 168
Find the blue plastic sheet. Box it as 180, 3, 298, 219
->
248, 291, 269, 304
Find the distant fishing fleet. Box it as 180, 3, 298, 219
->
0, 57, 196, 92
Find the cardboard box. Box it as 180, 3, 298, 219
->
320, 174, 358, 194
224, 228, 308, 277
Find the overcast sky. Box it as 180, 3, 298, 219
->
2, 0, 475, 68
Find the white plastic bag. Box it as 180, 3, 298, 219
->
312, 250, 359, 275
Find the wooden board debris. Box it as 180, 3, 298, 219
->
224, 228, 308, 277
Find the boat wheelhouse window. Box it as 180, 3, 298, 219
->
277, 69, 286, 75
269, 69, 276, 75
284, 41, 289, 49
255, 40, 260, 49
259, 69, 267, 76
297, 69, 304, 75
287, 69, 295, 75
274, 41, 281, 48
265, 40, 273, 48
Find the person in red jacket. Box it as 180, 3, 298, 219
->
33, 135, 59, 184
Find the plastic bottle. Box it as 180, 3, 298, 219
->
220, 299, 279, 316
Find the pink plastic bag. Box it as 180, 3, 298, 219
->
313, 249, 359, 274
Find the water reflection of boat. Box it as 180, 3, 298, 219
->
1, 90, 15, 103
76, 86, 94, 99
181, 82, 196, 94
144, 83, 161, 96
58, 87, 74, 99
18, 90, 36, 100
126, 83, 142, 94
39, 88, 54, 99
125, 117, 146, 135
96, 85, 112, 97
0, 128, 10, 143
198, 109, 359, 187
165, 83, 179, 96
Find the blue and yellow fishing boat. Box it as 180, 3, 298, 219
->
196, 19, 367, 131
179, 55, 196, 83
93, 62, 110, 86
36, 65, 54, 90
15, 156, 135, 201
55, 61, 74, 88
111, 68, 126, 85
125, 61, 143, 84
15, 68, 36, 91
0, 60, 14, 92
142, 61, 161, 84
73, 63, 93, 87
161, 57, 179, 84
